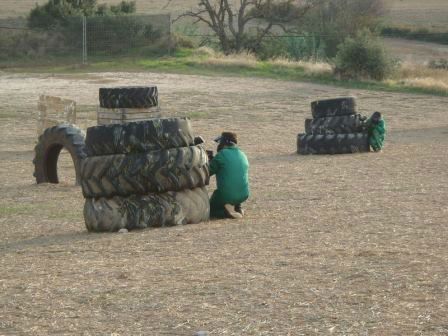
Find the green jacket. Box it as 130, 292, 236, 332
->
209, 145, 249, 203
366, 118, 386, 150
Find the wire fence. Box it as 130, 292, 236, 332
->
1, 12, 448, 68
0, 14, 172, 66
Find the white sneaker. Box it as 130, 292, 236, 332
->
224, 204, 243, 219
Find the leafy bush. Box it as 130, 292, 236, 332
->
171, 33, 195, 49
301, 0, 385, 57
85, 16, 162, 55
334, 30, 392, 81
0, 30, 68, 60
28, 0, 136, 29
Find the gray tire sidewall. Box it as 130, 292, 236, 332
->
84, 187, 210, 232
85, 118, 195, 156
33, 124, 86, 185
81, 145, 209, 198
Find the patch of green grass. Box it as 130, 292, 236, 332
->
185, 111, 209, 119
4, 53, 448, 97
0, 204, 38, 216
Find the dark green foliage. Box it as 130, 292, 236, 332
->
301, 0, 384, 57
86, 16, 162, 56
381, 26, 448, 46
334, 30, 392, 81
111, 1, 136, 15
28, 0, 136, 29
28, 0, 83, 29
0, 30, 71, 60
17, 0, 169, 60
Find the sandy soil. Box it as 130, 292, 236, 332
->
0, 72, 447, 335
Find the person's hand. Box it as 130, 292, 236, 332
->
206, 150, 214, 161
194, 136, 205, 146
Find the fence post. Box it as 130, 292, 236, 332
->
82, 16, 87, 65
168, 13, 172, 57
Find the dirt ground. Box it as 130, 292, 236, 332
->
0, 71, 447, 335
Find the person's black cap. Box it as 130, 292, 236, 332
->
214, 132, 238, 145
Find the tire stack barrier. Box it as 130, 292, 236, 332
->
297, 97, 370, 155
33, 124, 87, 185
82, 87, 210, 232
97, 86, 162, 125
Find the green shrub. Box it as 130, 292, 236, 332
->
0, 30, 69, 60
334, 30, 392, 81
85, 16, 162, 55
171, 32, 195, 49
28, 0, 136, 29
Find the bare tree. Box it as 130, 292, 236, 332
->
176, 0, 317, 54
304, 0, 386, 56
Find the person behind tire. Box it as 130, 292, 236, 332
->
209, 132, 249, 219
365, 111, 386, 152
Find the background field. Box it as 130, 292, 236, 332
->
0, 71, 447, 335
385, 0, 448, 29
1, 0, 448, 30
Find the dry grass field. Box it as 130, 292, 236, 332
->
385, 0, 448, 29
0, 0, 199, 18
383, 38, 448, 64
2, 0, 448, 30
0, 71, 447, 335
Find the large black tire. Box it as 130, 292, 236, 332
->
81, 146, 209, 198
99, 86, 158, 108
304, 114, 366, 135
84, 187, 210, 232
33, 124, 87, 185
297, 132, 370, 155
85, 118, 195, 156
311, 97, 357, 119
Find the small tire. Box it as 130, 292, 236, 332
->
304, 114, 365, 135
33, 124, 86, 185
311, 97, 356, 119
84, 187, 210, 232
85, 118, 195, 156
81, 145, 209, 198
99, 86, 158, 108
297, 132, 369, 155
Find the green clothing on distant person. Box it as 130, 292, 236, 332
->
209, 145, 249, 218
366, 118, 386, 151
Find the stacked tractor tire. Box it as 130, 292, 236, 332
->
297, 97, 370, 155
81, 86, 210, 232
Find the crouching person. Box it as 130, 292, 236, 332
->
209, 132, 249, 219
365, 111, 386, 152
